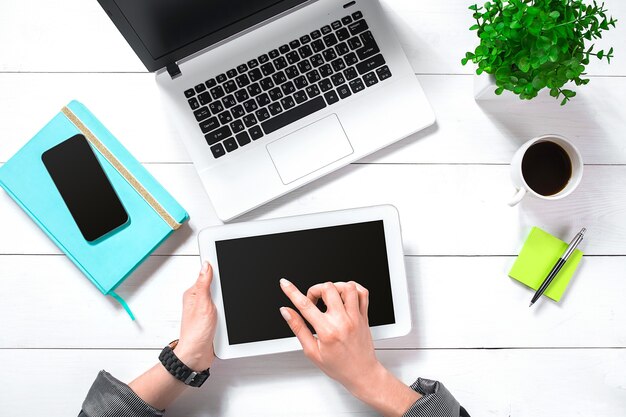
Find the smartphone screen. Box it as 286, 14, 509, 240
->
42, 134, 129, 242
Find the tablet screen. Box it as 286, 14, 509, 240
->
215, 220, 396, 345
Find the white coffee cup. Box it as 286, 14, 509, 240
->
509, 134, 583, 206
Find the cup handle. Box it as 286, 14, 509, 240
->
508, 188, 526, 206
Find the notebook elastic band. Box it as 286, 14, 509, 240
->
109, 291, 136, 320
61, 106, 182, 230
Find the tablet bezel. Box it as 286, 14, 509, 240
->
198, 205, 411, 359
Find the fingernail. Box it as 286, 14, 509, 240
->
280, 307, 291, 321
279, 278, 291, 287
201, 262, 209, 274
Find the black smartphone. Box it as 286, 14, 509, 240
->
42, 134, 129, 242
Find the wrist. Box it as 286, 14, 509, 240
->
172, 341, 213, 371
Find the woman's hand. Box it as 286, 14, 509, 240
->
279, 279, 421, 417
175, 262, 218, 371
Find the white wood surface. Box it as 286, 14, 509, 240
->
1, 0, 625, 416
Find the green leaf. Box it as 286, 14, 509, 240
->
469, 24, 480, 30
549, 11, 560, 19
548, 46, 560, 62
550, 87, 559, 97
495, 86, 505, 95
562, 89, 577, 98
561, 97, 568, 106
597, 50, 604, 59
510, 20, 522, 29
517, 56, 530, 72
469, 4, 478, 11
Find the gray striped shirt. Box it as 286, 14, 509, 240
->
79, 371, 469, 417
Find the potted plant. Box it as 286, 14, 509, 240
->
462, 0, 617, 104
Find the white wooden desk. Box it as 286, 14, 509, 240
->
1, 1, 625, 415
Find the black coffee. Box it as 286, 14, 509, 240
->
521, 141, 572, 196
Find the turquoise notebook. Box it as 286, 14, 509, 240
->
0, 101, 189, 319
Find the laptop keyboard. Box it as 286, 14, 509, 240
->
183, 10, 393, 159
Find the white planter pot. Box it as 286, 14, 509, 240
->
474, 73, 499, 101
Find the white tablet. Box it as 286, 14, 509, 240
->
198, 205, 411, 359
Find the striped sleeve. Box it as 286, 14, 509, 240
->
401, 378, 468, 417
79, 371, 164, 417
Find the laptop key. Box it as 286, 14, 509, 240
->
293, 90, 308, 104
248, 58, 259, 68
224, 80, 237, 94
294, 75, 308, 90
352, 11, 363, 20
306, 69, 321, 84
261, 62, 275, 76
249, 125, 264, 140
289, 39, 300, 49
331, 20, 342, 30
237, 63, 248, 74
188, 97, 200, 110
323, 33, 338, 48
344, 67, 358, 81
331, 73, 346, 86
306, 84, 321, 98
234, 89, 249, 103
319, 64, 333, 78
268, 102, 283, 116
279, 44, 290, 54
249, 69, 262, 82
323, 49, 337, 62
209, 101, 224, 114
200, 117, 219, 133
216, 73, 227, 83
256, 93, 271, 107
299, 34, 311, 44
218, 110, 233, 125
260, 77, 274, 91
261, 96, 326, 134
205, 78, 217, 88
236, 74, 251, 88
321, 25, 332, 35
272, 70, 287, 85
247, 82, 262, 97
269, 87, 283, 101
227, 68, 238, 78
185, 88, 196, 98
349, 78, 365, 94
310, 54, 324, 67
324, 90, 339, 105
258, 54, 269, 64
286, 51, 300, 65
310, 29, 321, 39
348, 19, 368, 36
341, 15, 353, 25
222, 94, 237, 108
231, 104, 245, 119
311, 39, 325, 53
357, 54, 385, 75
273, 56, 288, 70
319, 78, 333, 92
281, 96, 296, 110
194, 83, 206, 93
269, 49, 280, 59
243, 114, 258, 127
336, 42, 350, 56
194, 107, 211, 122
210, 143, 226, 159
285, 65, 299, 79
348, 36, 363, 50
331, 58, 346, 72
236, 131, 251, 146
223, 137, 238, 152
198, 92, 212, 105
297, 59, 312, 74
210, 85, 225, 100
255, 107, 271, 122
337, 84, 352, 99
243, 99, 258, 113
230, 119, 245, 134
344, 52, 358, 66
363, 71, 379, 87
376, 65, 392, 80
356, 31, 380, 60
298, 45, 313, 59
205, 125, 232, 145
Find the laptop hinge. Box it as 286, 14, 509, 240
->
166, 62, 182, 79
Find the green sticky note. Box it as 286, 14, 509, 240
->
509, 227, 583, 302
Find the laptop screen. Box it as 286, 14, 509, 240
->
99, 0, 309, 71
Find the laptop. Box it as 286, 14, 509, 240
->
98, 0, 435, 221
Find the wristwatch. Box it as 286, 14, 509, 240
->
159, 339, 210, 387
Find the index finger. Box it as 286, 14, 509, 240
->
280, 279, 325, 327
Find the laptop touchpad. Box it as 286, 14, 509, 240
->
266, 114, 353, 185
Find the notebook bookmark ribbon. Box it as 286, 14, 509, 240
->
109, 291, 136, 321
61, 106, 181, 230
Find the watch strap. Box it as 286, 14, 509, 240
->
159, 345, 210, 387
